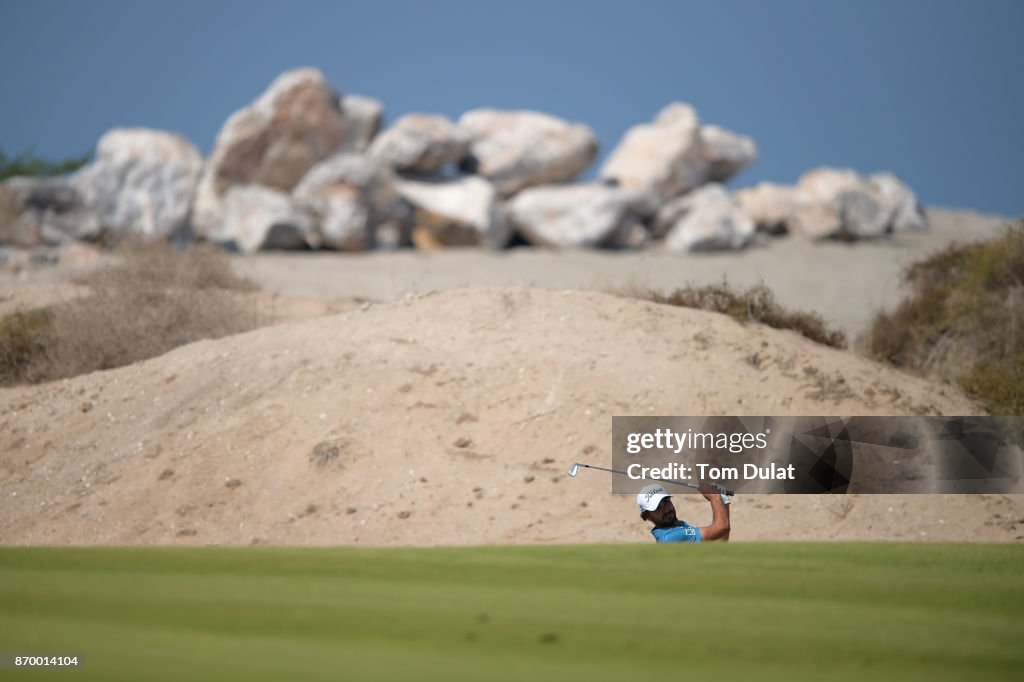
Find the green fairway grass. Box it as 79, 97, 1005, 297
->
0, 543, 1022, 681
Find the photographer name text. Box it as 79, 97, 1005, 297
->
627, 462, 795, 481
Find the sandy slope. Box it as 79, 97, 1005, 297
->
2, 287, 1020, 546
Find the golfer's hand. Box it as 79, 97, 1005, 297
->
697, 481, 718, 502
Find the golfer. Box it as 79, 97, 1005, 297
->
637, 482, 731, 543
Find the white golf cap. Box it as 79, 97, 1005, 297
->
637, 483, 671, 512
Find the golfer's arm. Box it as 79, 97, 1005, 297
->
699, 496, 731, 542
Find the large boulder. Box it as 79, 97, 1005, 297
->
457, 109, 598, 196
789, 168, 929, 239
868, 172, 927, 232
657, 183, 755, 252
71, 128, 203, 239
701, 124, 757, 183
506, 182, 639, 248
192, 68, 348, 242
395, 175, 508, 249
1, 176, 102, 245
4, 176, 82, 212
600, 103, 708, 215
219, 185, 320, 254
734, 182, 798, 235
369, 114, 470, 175
792, 168, 894, 239
339, 94, 384, 153
293, 153, 408, 251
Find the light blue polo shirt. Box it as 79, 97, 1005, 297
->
651, 521, 702, 543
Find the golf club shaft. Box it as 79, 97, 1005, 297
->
575, 463, 735, 496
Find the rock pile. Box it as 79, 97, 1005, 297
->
0, 67, 928, 254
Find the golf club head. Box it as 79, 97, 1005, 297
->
567, 463, 579, 477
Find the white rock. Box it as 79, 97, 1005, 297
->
658, 184, 755, 252
506, 182, 638, 248
192, 68, 347, 242
72, 128, 203, 238
340, 95, 384, 152
396, 175, 508, 248
458, 109, 598, 196
294, 153, 407, 251
788, 197, 840, 240
220, 185, 320, 254
654, 103, 700, 128
2, 177, 102, 245
701, 124, 757, 182
868, 172, 927, 232
369, 114, 470, 174
789, 168, 928, 239
734, 182, 798, 235
785, 168, 856, 238
793, 167, 895, 239
837, 189, 895, 238
600, 102, 708, 215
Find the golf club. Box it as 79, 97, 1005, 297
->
567, 462, 735, 496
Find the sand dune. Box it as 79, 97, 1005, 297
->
2, 286, 1020, 546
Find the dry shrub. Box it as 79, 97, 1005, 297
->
865, 222, 1024, 414
638, 282, 847, 349
0, 239, 262, 385
0, 308, 54, 384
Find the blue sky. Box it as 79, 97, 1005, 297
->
1, 0, 1021, 215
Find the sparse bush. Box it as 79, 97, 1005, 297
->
864, 222, 1024, 414
0, 308, 54, 384
82, 238, 258, 293
637, 282, 847, 349
959, 355, 1024, 415
0, 148, 92, 181
0, 239, 261, 385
